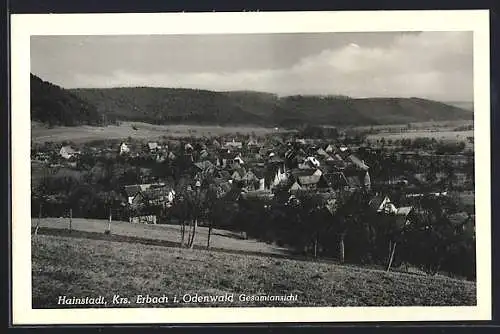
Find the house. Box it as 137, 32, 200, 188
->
233, 155, 245, 165
130, 215, 157, 224
316, 148, 330, 158
369, 195, 397, 214
224, 139, 243, 150
247, 138, 260, 147
194, 160, 215, 173
268, 164, 288, 189
347, 154, 369, 171
212, 139, 221, 149
305, 156, 321, 168
147, 142, 159, 151
142, 185, 176, 208
59, 146, 79, 160
394, 206, 414, 228
199, 149, 210, 160
184, 143, 194, 151
296, 174, 329, 190
119, 142, 130, 155
289, 181, 302, 192
324, 172, 348, 190
325, 144, 337, 153
241, 189, 274, 201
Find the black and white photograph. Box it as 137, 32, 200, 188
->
11, 10, 491, 324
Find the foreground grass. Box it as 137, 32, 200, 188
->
32, 234, 476, 308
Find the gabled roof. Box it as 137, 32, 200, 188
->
395, 206, 413, 216
148, 142, 159, 150
142, 186, 175, 200
368, 195, 390, 211
194, 160, 214, 171
348, 154, 369, 171
289, 181, 302, 191
124, 185, 142, 197
60, 146, 77, 154
317, 148, 329, 157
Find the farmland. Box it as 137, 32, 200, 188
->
366, 130, 474, 143
32, 234, 476, 308
31, 121, 283, 144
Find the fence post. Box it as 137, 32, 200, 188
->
69, 208, 72, 232
34, 203, 42, 236
106, 208, 112, 234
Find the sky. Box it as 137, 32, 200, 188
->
31, 31, 473, 101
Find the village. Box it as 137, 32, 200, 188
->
30, 127, 476, 279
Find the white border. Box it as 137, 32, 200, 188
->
11, 10, 491, 325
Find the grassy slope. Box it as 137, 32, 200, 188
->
31, 218, 291, 255
32, 234, 476, 308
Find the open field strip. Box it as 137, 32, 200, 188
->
31, 122, 282, 143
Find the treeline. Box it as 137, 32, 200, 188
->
231, 191, 475, 280
30, 74, 103, 127
166, 185, 475, 281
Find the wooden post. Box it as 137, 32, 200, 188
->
69, 208, 72, 232
314, 235, 318, 259
386, 241, 397, 272
34, 203, 42, 236
106, 208, 112, 233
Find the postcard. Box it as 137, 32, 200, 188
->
10, 10, 491, 324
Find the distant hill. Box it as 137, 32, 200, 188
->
71, 87, 473, 127
31, 74, 101, 126
31, 74, 473, 127
443, 101, 474, 112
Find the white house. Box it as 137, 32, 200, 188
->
59, 146, 79, 160
119, 142, 130, 155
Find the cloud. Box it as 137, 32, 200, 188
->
70, 31, 473, 101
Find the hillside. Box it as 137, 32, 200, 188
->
71, 87, 473, 127
444, 101, 474, 112
32, 233, 476, 308
30, 74, 473, 127
30, 74, 102, 126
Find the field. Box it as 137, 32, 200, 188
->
31, 121, 284, 143
32, 233, 476, 308
32, 218, 291, 256
366, 129, 473, 142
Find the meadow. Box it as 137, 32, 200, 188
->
31, 218, 290, 256
32, 233, 476, 308
366, 130, 473, 143
31, 121, 284, 143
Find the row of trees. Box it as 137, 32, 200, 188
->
165, 175, 475, 280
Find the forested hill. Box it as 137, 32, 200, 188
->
31, 74, 473, 127
71, 87, 473, 127
31, 74, 101, 126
